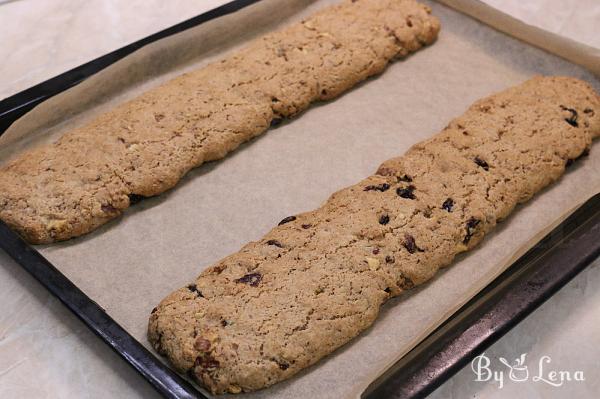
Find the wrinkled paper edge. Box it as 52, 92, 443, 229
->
439, 0, 600, 77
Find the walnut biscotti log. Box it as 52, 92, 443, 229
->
0, 0, 440, 244
148, 76, 600, 394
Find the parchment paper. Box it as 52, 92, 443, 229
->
482, 0, 600, 50
1, 1, 599, 398
439, 0, 600, 76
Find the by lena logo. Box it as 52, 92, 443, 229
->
471, 352, 585, 389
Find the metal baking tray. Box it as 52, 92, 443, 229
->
1, 1, 599, 398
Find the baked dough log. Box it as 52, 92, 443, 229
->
0, 0, 440, 244
148, 76, 600, 394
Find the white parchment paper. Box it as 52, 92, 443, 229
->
439, 0, 600, 76
0, 1, 599, 398
483, 0, 600, 50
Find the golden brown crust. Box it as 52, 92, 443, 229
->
148, 76, 600, 394
0, 0, 440, 243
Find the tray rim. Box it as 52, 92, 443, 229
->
1, 1, 599, 398
1, 195, 598, 399
363, 193, 600, 398
0, 0, 262, 134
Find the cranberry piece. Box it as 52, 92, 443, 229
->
278, 216, 296, 225
474, 157, 489, 171
235, 273, 262, 287
364, 183, 390, 192
187, 284, 203, 297
403, 233, 422, 254
463, 217, 481, 244
561, 105, 579, 127
396, 185, 416, 199
442, 198, 454, 212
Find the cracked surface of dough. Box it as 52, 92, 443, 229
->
0, 0, 440, 243
148, 76, 600, 394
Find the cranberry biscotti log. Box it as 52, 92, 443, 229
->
0, 0, 439, 244
148, 76, 600, 394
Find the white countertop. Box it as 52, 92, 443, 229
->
0, 1, 598, 398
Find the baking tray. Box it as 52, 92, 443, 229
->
1, 1, 599, 398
